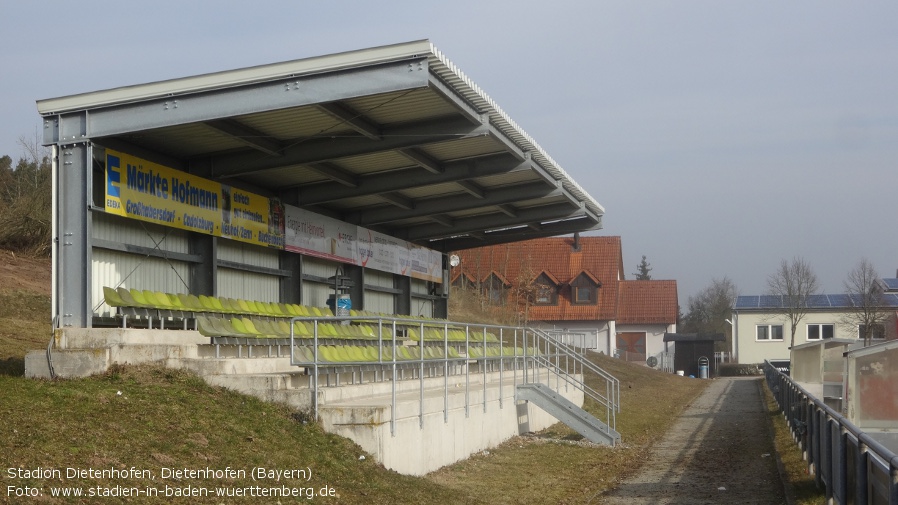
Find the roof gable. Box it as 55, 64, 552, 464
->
617, 280, 679, 325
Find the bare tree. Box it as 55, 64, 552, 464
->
767, 257, 820, 348
681, 277, 738, 349
842, 258, 887, 347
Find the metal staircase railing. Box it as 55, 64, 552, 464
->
288, 316, 621, 441
527, 328, 620, 437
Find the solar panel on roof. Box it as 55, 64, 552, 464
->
882, 278, 898, 291
734, 296, 760, 309
806, 294, 830, 308
759, 295, 782, 308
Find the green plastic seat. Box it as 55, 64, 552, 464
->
103, 286, 127, 307
195, 316, 218, 336
129, 288, 152, 307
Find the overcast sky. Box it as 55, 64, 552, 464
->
2, 1, 896, 301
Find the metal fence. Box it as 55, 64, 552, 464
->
288, 316, 620, 438
763, 360, 898, 504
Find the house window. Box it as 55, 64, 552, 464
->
858, 324, 886, 340
806, 324, 834, 341
533, 273, 558, 305
483, 274, 507, 306
756, 325, 784, 341
574, 286, 594, 303
569, 273, 599, 305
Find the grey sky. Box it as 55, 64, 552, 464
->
2, 1, 896, 301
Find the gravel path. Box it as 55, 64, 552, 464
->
599, 377, 786, 505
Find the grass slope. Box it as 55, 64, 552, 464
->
0, 251, 717, 503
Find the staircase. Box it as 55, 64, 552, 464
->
516, 382, 621, 446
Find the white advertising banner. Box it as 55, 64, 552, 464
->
284, 204, 443, 283
284, 206, 357, 263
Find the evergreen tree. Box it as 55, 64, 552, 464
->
633, 255, 652, 280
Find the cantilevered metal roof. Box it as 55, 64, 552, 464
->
37, 40, 604, 252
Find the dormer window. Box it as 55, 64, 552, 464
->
534, 272, 559, 305
570, 271, 600, 305
452, 272, 475, 290
483, 272, 510, 306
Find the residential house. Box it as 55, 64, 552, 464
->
451, 235, 678, 361
732, 289, 898, 364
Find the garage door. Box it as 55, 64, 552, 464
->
616, 332, 646, 362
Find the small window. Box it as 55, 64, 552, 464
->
807, 324, 834, 341
757, 325, 784, 341
574, 286, 594, 304
569, 272, 599, 305
859, 324, 886, 340
483, 273, 508, 306
534, 273, 558, 305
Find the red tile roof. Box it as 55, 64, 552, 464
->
452, 236, 624, 321
616, 280, 679, 324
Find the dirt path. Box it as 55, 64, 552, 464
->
599, 377, 786, 505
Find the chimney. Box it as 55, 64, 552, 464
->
572, 232, 581, 252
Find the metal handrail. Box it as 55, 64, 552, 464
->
288, 315, 619, 438
763, 360, 898, 504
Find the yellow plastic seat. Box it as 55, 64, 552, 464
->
103, 286, 127, 307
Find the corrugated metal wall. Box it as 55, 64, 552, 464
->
301, 256, 337, 309
90, 213, 436, 318
364, 269, 394, 314
411, 278, 434, 317
91, 213, 191, 317
216, 240, 280, 302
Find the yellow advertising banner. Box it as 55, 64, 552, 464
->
105, 149, 284, 249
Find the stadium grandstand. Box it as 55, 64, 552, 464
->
28, 40, 615, 474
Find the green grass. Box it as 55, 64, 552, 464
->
0, 289, 51, 376
762, 380, 826, 505
0, 252, 808, 503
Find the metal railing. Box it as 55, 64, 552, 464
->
763, 360, 898, 505
288, 316, 619, 438
534, 329, 620, 434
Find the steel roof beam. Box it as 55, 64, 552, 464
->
48, 58, 429, 143
307, 162, 359, 187
455, 180, 485, 199
204, 119, 284, 156
398, 148, 443, 174
433, 216, 603, 251
293, 154, 530, 205
426, 74, 485, 125
379, 192, 415, 210
348, 182, 559, 226
208, 115, 489, 178
316, 102, 382, 140
430, 214, 454, 227
404, 202, 587, 241
496, 204, 518, 217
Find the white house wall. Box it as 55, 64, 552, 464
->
733, 310, 897, 364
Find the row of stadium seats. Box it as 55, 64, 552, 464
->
406, 327, 501, 343
104, 287, 335, 320
103, 286, 465, 330
294, 344, 464, 363
196, 315, 378, 340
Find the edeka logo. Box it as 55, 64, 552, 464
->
107, 155, 121, 197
